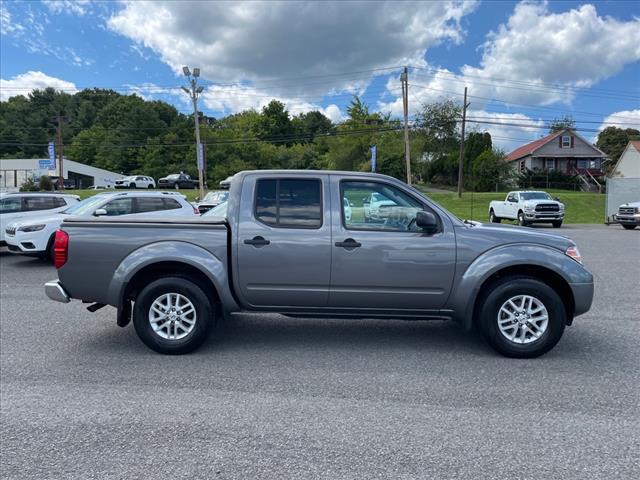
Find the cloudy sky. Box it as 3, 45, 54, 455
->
1, 0, 639, 151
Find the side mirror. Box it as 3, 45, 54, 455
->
94, 208, 107, 217
554, 196, 560, 201
416, 211, 438, 233
194, 197, 200, 203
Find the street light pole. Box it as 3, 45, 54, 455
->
182, 66, 205, 200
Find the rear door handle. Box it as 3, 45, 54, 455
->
335, 238, 361, 249
244, 236, 270, 247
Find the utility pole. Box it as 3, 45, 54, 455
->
400, 66, 411, 185
457, 87, 470, 198
52, 114, 67, 190
181, 66, 205, 199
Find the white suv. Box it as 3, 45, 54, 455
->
5, 191, 196, 259
114, 176, 156, 189
0, 193, 79, 246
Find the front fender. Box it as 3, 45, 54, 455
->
449, 243, 593, 330
107, 240, 238, 313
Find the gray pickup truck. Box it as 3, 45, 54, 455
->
45, 170, 594, 358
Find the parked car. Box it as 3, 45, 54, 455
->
5, 191, 196, 259
114, 176, 156, 189
489, 191, 565, 227
49, 177, 77, 189
201, 201, 228, 218
45, 170, 593, 358
158, 173, 198, 190
363, 191, 396, 222
614, 201, 640, 229
0, 192, 79, 246
196, 190, 229, 215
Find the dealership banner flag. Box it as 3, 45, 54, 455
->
48, 141, 56, 169
370, 145, 377, 172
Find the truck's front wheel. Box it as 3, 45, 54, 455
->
133, 277, 213, 354
478, 276, 566, 358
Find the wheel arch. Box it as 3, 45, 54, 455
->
450, 244, 586, 330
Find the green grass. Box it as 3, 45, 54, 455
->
419, 189, 605, 224
62, 186, 606, 224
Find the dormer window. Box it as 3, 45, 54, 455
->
562, 135, 572, 148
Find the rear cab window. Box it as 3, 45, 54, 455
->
255, 178, 322, 229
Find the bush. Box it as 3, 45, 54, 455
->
19, 178, 39, 192
517, 170, 581, 190
38, 175, 54, 191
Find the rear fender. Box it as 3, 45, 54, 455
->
107, 241, 238, 314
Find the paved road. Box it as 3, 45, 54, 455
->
1, 225, 639, 479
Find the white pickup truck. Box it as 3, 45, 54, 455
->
489, 191, 565, 228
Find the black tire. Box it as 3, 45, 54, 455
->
517, 211, 528, 227
477, 276, 566, 358
622, 224, 637, 230
147, 184, 154, 189
42, 234, 56, 262
489, 209, 501, 223
129, 182, 136, 189
552, 221, 563, 228
133, 277, 214, 354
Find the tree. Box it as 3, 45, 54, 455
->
548, 115, 575, 133
471, 148, 513, 191
255, 100, 294, 144
596, 126, 640, 171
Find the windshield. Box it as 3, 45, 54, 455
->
202, 201, 227, 217
62, 195, 107, 215
203, 191, 228, 203
166, 174, 180, 180
520, 192, 552, 200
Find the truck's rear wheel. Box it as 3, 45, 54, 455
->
133, 277, 213, 354
489, 209, 501, 223
478, 276, 566, 358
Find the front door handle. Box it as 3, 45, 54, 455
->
335, 238, 361, 249
244, 236, 270, 247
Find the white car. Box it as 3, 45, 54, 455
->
114, 175, 156, 189
0, 192, 79, 246
5, 191, 197, 259
488, 191, 565, 228
343, 197, 353, 223
363, 192, 396, 222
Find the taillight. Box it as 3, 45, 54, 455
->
53, 230, 69, 269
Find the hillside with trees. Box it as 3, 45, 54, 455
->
2, 88, 515, 190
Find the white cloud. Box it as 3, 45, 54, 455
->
200, 84, 344, 122
43, 1, 91, 16
0, 71, 78, 101
460, 2, 640, 105
0, 4, 25, 36
108, 0, 478, 99
599, 109, 640, 131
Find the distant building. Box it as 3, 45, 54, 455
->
0, 158, 124, 191
506, 129, 608, 177
609, 140, 640, 179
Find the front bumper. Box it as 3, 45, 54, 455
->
570, 281, 594, 318
45, 280, 70, 303
524, 212, 564, 221
614, 214, 640, 226
4, 231, 48, 253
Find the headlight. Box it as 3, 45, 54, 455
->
559, 203, 565, 211
565, 245, 582, 264
18, 224, 46, 232
524, 204, 535, 211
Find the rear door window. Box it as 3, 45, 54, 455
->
23, 196, 59, 211
163, 198, 182, 210
135, 197, 166, 213
254, 178, 322, 228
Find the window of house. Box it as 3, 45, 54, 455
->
255, 178, 322, 229
562, 135, 571, 148
519, 160, 526, 172
545, 159, 555, 171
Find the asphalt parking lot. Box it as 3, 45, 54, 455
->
1, 224, 639, 479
